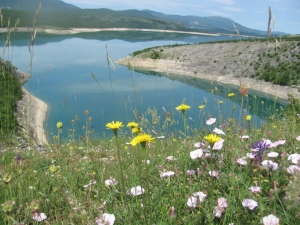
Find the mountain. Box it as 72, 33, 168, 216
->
0, 0, 288, 36
0, 0, 79, 11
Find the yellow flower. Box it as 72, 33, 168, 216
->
132, 127, 142, 134
106, 121, 124, 130
218, 101, 223, 105
246, 115, 251, 121
127, 122, 138, 128
204, 134, 221, 145
57, 122, 63, 129
199, 105, 205, 109
130, 133, 155, 147
228, 93, 235, 97
175, 103, 191, 111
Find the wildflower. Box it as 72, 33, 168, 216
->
209, 170, 219, 178
105, 178, 118, 186
130, 133, 154, 147
166, 156, 177, 161
32, 212, 47, 222
199, 105, 205, 109
170, 206, 175, 218
89, 117, 92, 122
213, 139, 224, 150
130, 186, 144, 196
217, 197, 228, 208
287, 165, 300, 174
175, 103, 191, 111
206, 118, 216, 125
160, 171, 175, 178
166, 112, 171, 121
56, 122, 63, 129
194, 142, 205, 148
251, 140, 271, 164
261, 160, 278, 171
132, 127, 142, 134
142, 160, 151, 164
187, 170, 196, 176
187, 196, 198, 208
193, 192, 207, 202
288, 153, 300, 164
1, 200, 15, 213
218, 100, 223, 104
267, 152, 279, 158
84, 110, 89, 115
296, 136, 300, 142
240, 135, 249, 140
213, 206, 223, 218
270, 140, 286, 148
249, 186, 261, 193
239, 84, 248, 96
83, 180, 97, 188
237, 157, 247, 165
228, 93, 235, 97
71, 120, 75, 125
190, 149, 203, 159
127, 122, 138, 128
106, 121, 123, 131
96, 213, 115, 225
213, 128, 225, 135
261, 214, 280, 225
242, 199, 258, 210
246, 115, 251, 121
204, 134, 221, 146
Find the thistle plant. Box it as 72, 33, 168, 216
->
56, 121, 63, 146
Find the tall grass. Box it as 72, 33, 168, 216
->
1, 6, 300, 225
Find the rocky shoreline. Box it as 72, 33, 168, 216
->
116, 41, 300, 100
15, 70, 48, 145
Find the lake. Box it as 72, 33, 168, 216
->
1, 31, 286, 141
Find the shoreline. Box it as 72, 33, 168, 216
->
0, 27, 258, 38
15, 70, 48, 145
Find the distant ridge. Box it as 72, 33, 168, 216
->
0, 0, 288, 36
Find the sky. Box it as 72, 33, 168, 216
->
62, 0, 300, 34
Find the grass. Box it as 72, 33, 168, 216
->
1, 6, 300, 225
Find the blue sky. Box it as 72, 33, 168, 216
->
62, 0, 300, 34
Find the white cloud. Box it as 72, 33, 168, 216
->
224, 7, 244, 12
211, 0, 234, 5
207, 10, 232, 18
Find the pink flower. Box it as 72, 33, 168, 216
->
261, 160, 278, 171
246, 153, 255, 159
237, 157, 247, 165
105, 178, 118, 186
213, 206, 223, 218
213, 128, 225, 135
32, 212, 47, 222
130, 186, 144, 196
287, 165, 300, 174
249, 186, 261, 193
187, 170, 196, 176
288, 153, 300, 164
267, 152, 279, 158
170, 206, 175, 218
270, 140, 286, 148
186, 196, 198, 208
213, 139, 224, 150
242, 199, 258, 210
194, 142, 205, 148
160, 171, 175, 178
193, 191, 207, 202
190, 149, 203, 159
217, 197, 228, 208
296, 136, 300, 142
209, 170, 219, 178
206, 118, 216, 125
96, 213, 115, 225
261, 214, 280, 225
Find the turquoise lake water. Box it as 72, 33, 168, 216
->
1, 31, 287, 141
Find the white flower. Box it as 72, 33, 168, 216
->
187, 196, 198, 208
142, 160, 151, 164
270, 140, 285, 148
194, 142, 205, 148
246, 153, 255, 159
160, 171, 175, 178
83, 180, 96, 188
96, 213, 116, 225
249, 186, 261, 193
287, 165, 300, 174
166, 156, 177, 161
206, 118, 216, 125
288, 153, 300, 164
267, 152, 279, 158
209, 170, 219, 178
190, 149, 203, 159
105, 178, 118, 186
187, 170, 196, 175
130, 186, 144, 196
213, 139, 224, 150
261, 214, 280, 225
32, 212, 47, 222
213, 206, 223, 218
217, 197, 228, 208
213, 128, 225, 135
237, 157, 247, 165
261, 160, 278, 171
193, 192, 207, 202
239, 135, 249, 140
296, 136, 300, 142
157, 136, 165, 139
242, 199, 258, 210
